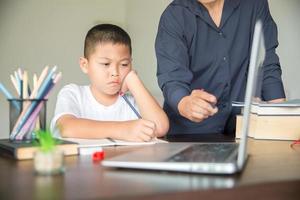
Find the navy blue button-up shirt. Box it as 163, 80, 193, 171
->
155, 0, 285, 135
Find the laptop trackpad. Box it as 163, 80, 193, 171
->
108, 143, 193, 162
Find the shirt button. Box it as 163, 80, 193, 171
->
219, 32, 223, 36
223, 56, 227, 61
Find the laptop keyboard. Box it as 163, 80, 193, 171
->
167, 143, 238, 163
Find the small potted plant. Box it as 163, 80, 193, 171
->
34, 129, 64, 175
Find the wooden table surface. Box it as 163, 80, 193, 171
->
0, 139, 300, 200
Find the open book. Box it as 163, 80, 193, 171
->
64, 137, 168, 148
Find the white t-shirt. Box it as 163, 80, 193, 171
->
50, 84, 139, 137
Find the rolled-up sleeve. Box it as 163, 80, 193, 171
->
155, 7, 193, 113
258, 0, 286, 100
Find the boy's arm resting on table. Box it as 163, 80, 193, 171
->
56, 114, 160, 142
122, 71, 169, 137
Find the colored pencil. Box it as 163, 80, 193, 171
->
16, 72, 62, 140
10, 66, 58, 140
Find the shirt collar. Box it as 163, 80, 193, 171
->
172, 0, 241, 30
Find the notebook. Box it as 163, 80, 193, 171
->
101, 20, 265, 174
64, 137, 167, 148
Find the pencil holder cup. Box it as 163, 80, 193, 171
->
8, 99, 47, 142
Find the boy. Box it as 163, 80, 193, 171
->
50, 24, 169, 142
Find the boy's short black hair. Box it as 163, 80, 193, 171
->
84, 24, 132, 58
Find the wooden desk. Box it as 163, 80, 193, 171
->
0, 139, 300, 200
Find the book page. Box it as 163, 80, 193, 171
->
64, 138, 115, 147
113, 138, 168, 146
64, 137, 167, 148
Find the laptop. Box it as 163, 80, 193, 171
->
101, 20, 265, 174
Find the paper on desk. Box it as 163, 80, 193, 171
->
64, 137, 168, 148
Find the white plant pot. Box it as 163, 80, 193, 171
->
34, 148, 64, 175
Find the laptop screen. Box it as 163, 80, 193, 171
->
237, 20, 266, 169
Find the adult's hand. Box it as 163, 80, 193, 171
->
178, 89, 218, 123
267, 98, 286, 103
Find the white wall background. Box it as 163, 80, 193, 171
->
0, 0, 299, 138
269, 0, 300, 99
0, 0, 128, 138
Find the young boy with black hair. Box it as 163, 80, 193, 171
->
51, 24, 169, 142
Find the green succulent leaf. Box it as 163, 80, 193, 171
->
35, 129, 60, 152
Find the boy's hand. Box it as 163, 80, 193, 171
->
178, 89, 218, 123
120, 70, 138, 94
123, 119, 156, 142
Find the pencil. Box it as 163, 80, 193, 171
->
14, 71, 21, 96
22, 70, 28, 99
0, 83, 20, 110
33, 73, 38, 90
120, 92, 141, 119
33, 73, 40, 131
18, 68, 23, 99
30, 66, 49, 99
10, 74, 20, 96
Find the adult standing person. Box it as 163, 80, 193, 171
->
155, 0, 285, 137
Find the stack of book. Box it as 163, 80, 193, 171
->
235, 99, 300, 140
0, 139, 78, 160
